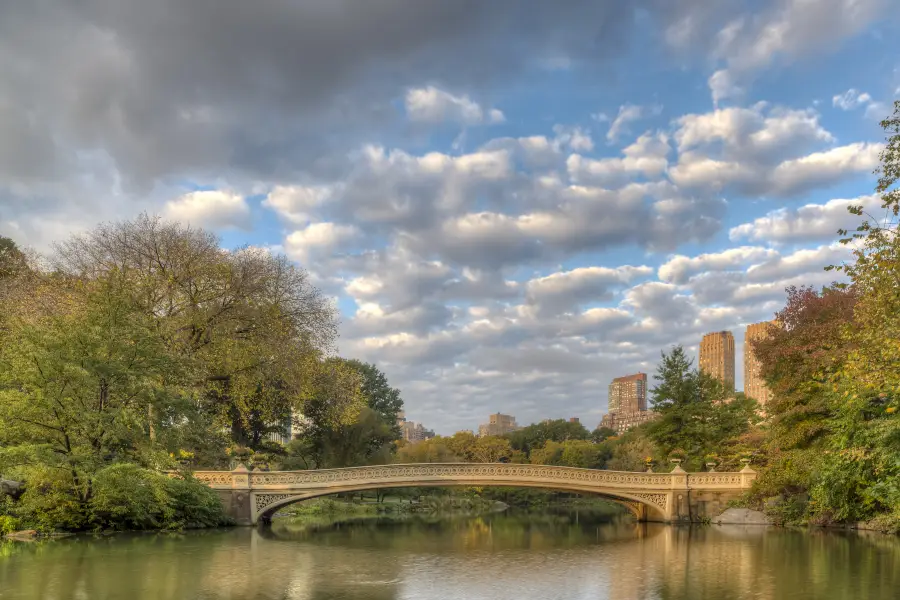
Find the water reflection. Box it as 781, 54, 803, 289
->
1, 511, 898, 600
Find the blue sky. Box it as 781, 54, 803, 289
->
1, 0, 898, 434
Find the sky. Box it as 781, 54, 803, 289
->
1, 0, 899, 434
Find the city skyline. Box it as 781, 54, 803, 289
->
405, 324, 778, 435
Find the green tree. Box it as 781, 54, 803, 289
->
0, 236, 27, 281
444, 430, 478, 462
530, 439, 604, 468
0, 274, 182, 506
50, 215, 358, 454
343, 359, 403, 437
591, 427, 617, 443
470, 436, 512, 463
506, 419, 590, 455
394, 437, 460, 463
646, 346, 758, 469
605, 430, 660, 472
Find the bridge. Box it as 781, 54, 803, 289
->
193, 463, 757, 525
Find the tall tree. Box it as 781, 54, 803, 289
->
50, 215, 356, 453
0, 273, 182, 503
0, 236, 27, 281
751, 285, 857, 450
342, 359, 404, 443
646, 346, 758, 468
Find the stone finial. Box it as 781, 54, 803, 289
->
670, 464, 687, 473
232, 463, 250, 473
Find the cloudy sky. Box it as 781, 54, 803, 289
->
1, 1, 898, 434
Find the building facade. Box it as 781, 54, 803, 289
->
744, 321, 774, 407
599, 410, 657, 435
400, 420, 434, 443
599, 372, 654, 435
397, 411, 434, 443
478, 413, 519, 437
699, 331, 735, 391
608, 373, 648, 413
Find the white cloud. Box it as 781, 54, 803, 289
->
405, 86, 505, 126
769, 142, 883, 194
707, 0, 884, 103
161, 190, 250, 230
606, 104, 662, 143
729, 194, 883, 243
658, 247, 779, 285
284, 222, 360, 263
708, 69, 742, 107
552, 125, 594, 152
668, 103, 879, 197
567, 132, 670, 186
833, 88, 873, 110
263, 185, 335, 224
525, 265, 653, 316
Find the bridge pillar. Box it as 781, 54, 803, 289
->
666, 465, 691, 523
221, 463, 254, 526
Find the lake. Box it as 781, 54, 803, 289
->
2, 510, 898, 599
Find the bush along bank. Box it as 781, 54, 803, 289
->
0, 463, 232, 536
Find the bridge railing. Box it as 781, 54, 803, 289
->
190, 462, 756, 491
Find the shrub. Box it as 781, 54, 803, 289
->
163, 475, 233, 529
0, 515, 20, 535
12, 467, 88, 532
88, 463, 172, 530
89, 464, 231, 530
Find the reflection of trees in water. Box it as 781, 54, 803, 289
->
3, 519, 900, 600
651, 526, 900, 600
266, 510, 643, 553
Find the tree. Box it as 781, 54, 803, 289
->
530, 439, 604, 468
605, 431, 660, 472
311, 407, 396, 468
394, 437, 459, 463
470, 436, 512, 463
751, 285, 856, 450
506, 419, 590, 454
646, 346, 759, 469
337, 359, 403, 454
0, 274, 183, 505
591, 427, 617, 443
0, 236, 27, 281
444, 431, 478, 462
49, 215, 356, 453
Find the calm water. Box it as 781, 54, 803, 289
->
1, 511, 898, 600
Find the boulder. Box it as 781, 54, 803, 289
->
5, 530, 38, 540
0, 478, 24, 499
713, 508, 772, 526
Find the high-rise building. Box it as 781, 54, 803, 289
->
478, 413, 519, 437
599, 372, 655, 434
699, 331, 735, 391
744, 321, 775, 406
608, 373, 648, 413
400, 420, 434, 443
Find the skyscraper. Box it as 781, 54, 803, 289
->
699, 331, 735, 391
608, 373, 648, 413
600, 373, 654, 434
744, 321, 774, 406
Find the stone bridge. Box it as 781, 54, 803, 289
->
192, 463, 757, 525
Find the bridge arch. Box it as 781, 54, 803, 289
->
253, 481, 658, 523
